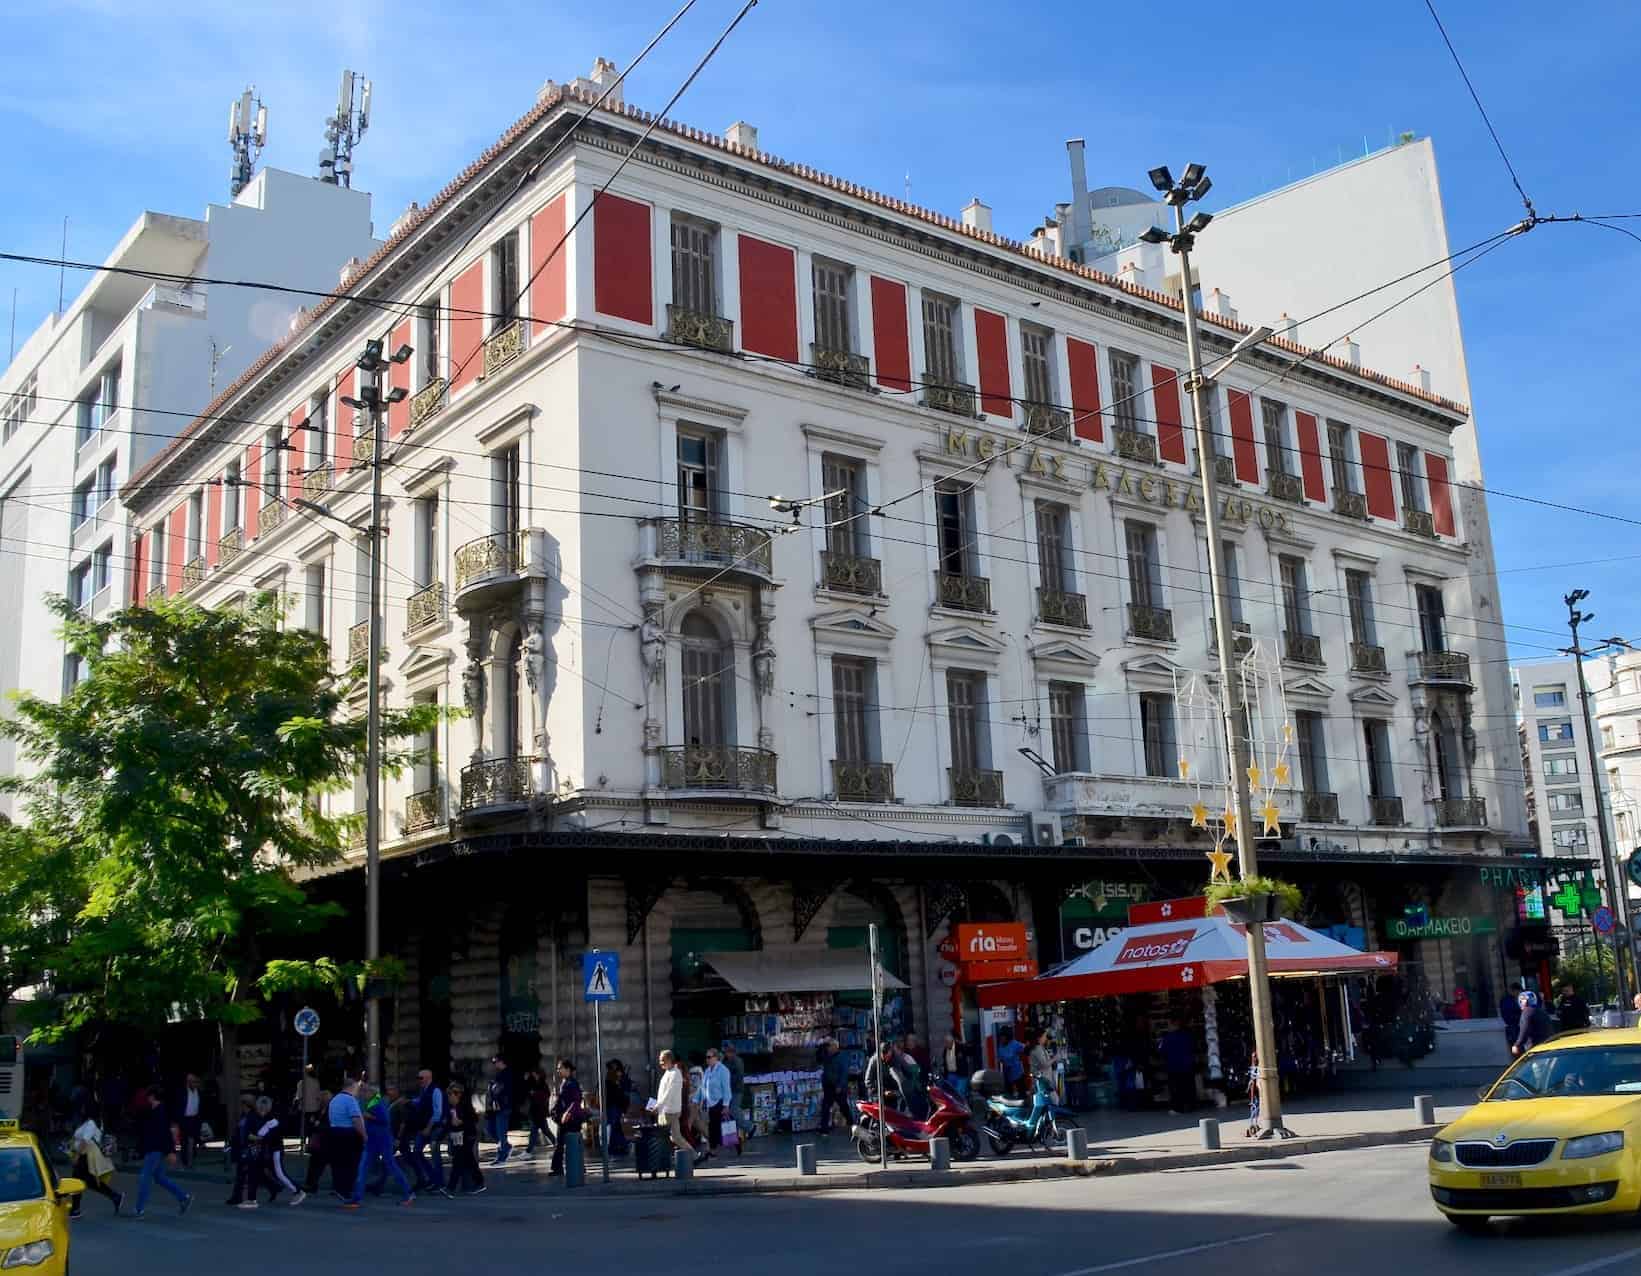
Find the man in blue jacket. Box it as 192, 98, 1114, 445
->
407, 1068, 448, 1196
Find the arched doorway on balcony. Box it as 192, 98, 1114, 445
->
680, 610, 734, 750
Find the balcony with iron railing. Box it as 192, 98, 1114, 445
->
1350, 641, 1387, 675
1206, 454, 1237, 486
460, 755, 537, 813
831, 759, 895, 803
810, 344, 870, 391
1209, 618, 1254, 657
1301, 791, 1340, 823
1404, 508, 1436, 538
404, 581, 446, 638
483, 319, 526, 378
1037, 586, 1088, 629
181, 556, 206, 592
217, 527, 244, 569
1128, 602, 1174, 643
1113, 428, 1158, 466
1334, 490, 1368, 521
640, 518, 774, 584
948, 767, 1005, 808
1268, 471, 1305, 505
300, 464, 332, 501
923, 377, 977, 418
257, 500, 285, 536
1436, 795, 1487, 828
348, 619, 371, 665
667, 303, 734, 352
1409, 648, 1472, 687
820, 550, 882, 596
935, 571, 991, 614
454, 528, 548, 609
353, 428, 374, 466
404, 787, 445, 835
1370, 795, 1405, 826
660, 745, 777, 795
1283, 629, 1324, 666
409, 378, 448, 430
1023, 403, 1071, 441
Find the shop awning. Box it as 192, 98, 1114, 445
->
700, 950, 907, 993
975, 914, 1397, 1008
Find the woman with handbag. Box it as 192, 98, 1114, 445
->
547, 1059, 583, 1178
68, 1119, 124, 1217
444, 1083, 486, 1195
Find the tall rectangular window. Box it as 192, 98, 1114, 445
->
186, 489, 204, 560
1279, 555, 1313, 636
224, 460, 242, 531
832, 656, 877, 766
935, 479, 976, 577
1049, 681, 1088, 774
304, 563, 326, 634
1139, 691, 1177, 779
1295, 710, 1329, 793
413, 691, 440, 793
1327, 421, 1355, 494
492, 444, 522, 537
1397, 442, 1425, 512
92, 542, 112, 595
676, 430, 720, 523
1262, 399, 1291, 475
1021, 324, 1055, 405
670, 216, 718, 314
77, 361, 121, 448
812, 257, 853, 353
96, 459, 116, 509
1125, 520, 1162, 609
945, 670, 986, 772
1415, 584, 1446, 652
1218, 539, 1244, 625
1345, 569, 1376, 646
822, 453, 867, 557
491, 232, 521, 328
1109, 350, 1141, 431
72, 480, 94, 529
354, 538, 372, 624
68, 560, 91, 609
921, 291, 961, 384
1364, 718, 1395, 798
1035, 500, 1071, 593
414, 493, 440, 588
263, 428, 282, 500
420, 299, 441, 384
148, 523, 165, 592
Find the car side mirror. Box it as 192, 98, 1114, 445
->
56, 1177, 85, 1198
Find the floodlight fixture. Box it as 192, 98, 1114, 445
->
1138, 226, 1170, 245
1147, 165, 1174, 193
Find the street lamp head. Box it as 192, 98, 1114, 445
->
1229, 325, 1275, 358
1180, 162, 1206, 189
293, 498, 336, 522
339, 395, 365, 411
1147, 165, 1175, 194
1568, 589, 1590, 605
1189, 173, 1213, 202
1186, 211, 1213, 234
390, 343, 414, 365
385, 387, 408, 405
1138, 226, 1170, 245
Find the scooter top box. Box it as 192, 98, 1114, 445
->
969, 1069, 1006, 1097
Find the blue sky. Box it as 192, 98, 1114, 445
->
2, 0, 1637, 656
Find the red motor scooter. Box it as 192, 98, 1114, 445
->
852, 1080, 981, 1164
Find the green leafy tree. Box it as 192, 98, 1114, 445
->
1, 593, 443, 1100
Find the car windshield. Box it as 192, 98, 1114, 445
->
0, 1148, 44, 1203
1486, 1044, 1641, 1100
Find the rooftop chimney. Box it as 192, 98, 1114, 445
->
1066, 139, 1091, 258
1411, 363, 1432, 392
725, 120, 759, 153
1276, 311, 1297, 341
388, 201, 421, 238
1342, 336, 1360, 366
1204, 288, 1237, 322
569, 57, 623, 106
961, 197, 993, 234
338, 257, 364, 287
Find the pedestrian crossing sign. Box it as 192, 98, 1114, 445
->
583, 950, 619, 1002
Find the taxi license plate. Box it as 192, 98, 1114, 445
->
1480, 1173, 1522, 1188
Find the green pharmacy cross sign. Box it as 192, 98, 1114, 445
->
1549, 876, 1603, 919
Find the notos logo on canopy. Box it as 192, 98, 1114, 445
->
1114, 928, 1195, 965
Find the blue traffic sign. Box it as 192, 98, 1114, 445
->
294, 1007, 321, 1037
1593, 905, 1616, 936
583, 951, 619, 1003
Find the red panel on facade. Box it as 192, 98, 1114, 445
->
531, 194, 569, 334
334, 371, 354, 470
1150, 364, 1187, 464
287, 406, 305, 495
1227, 389, 1259, 484
1427, 452, 1456, 537
205, 474, 222, 569
130, 533, 147, 604
1066, 337, 1102, 441
870, 277, 912, 392
592, 193, 653, 325
388, 321, 412, 438
1359, 432, 1397, 521
244, 443, 262, 539
449, 262, 485, 394
1295, 411, 1325, 503
737, 235, 799, 363
166, 505, 186, 595
974, 308, 1012, 419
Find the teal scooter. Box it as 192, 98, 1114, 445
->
974, 1072, 1081, 1155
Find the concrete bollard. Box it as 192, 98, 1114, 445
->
1414, 1094, 1436, 1125
1066, 1127, 1089, 1161
1199, 1118, 1222, 1150
796, 1143, 818, 1175
564, 1129, 586, 1188
928, 1136, 951, 1171
674, 1147, 694, 1179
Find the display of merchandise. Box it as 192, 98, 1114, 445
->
741, 1069, 824, 1134
720, 994, 872, 1056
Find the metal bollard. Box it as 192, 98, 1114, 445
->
674, 1147, 694, 1179
564, 1129, 586, 1188
928, 1136, 951, 1171
1414, 1094, 1436, 1125
1199, 1118, 1222, 1150
796, 1143, 818, 1175
1066, 1127, 1088, 1161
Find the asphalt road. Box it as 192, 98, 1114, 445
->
66, 1145, 1641, 1276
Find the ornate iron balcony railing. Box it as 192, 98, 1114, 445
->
667, 304, 734, 353
1037, 586, 1089, 629
404, 787, 444, 834
405, 581, 445, 637
1283, 629, 1325, 665
1210, 618, 1254, 657
1350, 641, 1387, 674
301, 465, 333, 501
923, 377, 977, 418
948, 767, 1005, 808
217, 527, 244, 569
831, 760, 895, 802
181, 556, 206, 591
1412, 649, 1472, 686
1213, 455, 1237, 485
654, 518, 774, 576
348, 619, 370, 666
483, 319, 526, 378
1436, 796, 1487, 828
1023, 403, 1071, 441
353, 429, 375, 466
1371, 795, 1404, 827
1268, 471, 1305, 505
1301, 791, 1340, 823
1404, 508, 1436, 538
1128, 602, 1174, 643
460, 755, 536, 811
1333, 490, 1368, 521
454, 530, 529, 593
1113, 429, 1158, 466
409, 378, 447, 430
820, 551, 882, 596
257, 501, 285, 536
810, 344, 870, 391
660, 745, 777, 794
935, 571, 991, 613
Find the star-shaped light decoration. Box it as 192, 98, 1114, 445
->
1205, 845, 1234, 882
1178, 758, 1191, 779
1190, 801, 1209, 829
1260, 801, 1281, 835
1282, 721, 1294, 743
1223, 807, 1239, 834
1273, 762, 1290, 785
1246, 763, 1263, 787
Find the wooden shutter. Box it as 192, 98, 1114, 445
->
1066, 337, 1102, 441
1150, 364, 1187, 464
974, 307, 1011, 418
737, 235, 798, 363
869, 277, 911, 392
592, 193, 653, 324
1295, 410, 1325, 502
1359, 432, 1397, 521
1227, 389, 1259, 484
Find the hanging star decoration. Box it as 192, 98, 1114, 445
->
1237, 646, 1295, 846
1178, 758, 1191, 780
1206, 845, 1234, 882
1190, 801, 1209, 829
1261, 800, 1281, 835
1246, 763, 1263, 787
1273, 762, 1290, 785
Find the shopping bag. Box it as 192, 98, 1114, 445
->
720, 1118, 739, 1148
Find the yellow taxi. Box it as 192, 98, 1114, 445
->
1429, 1026, 1641, 1232
0, 1121, 82, 1274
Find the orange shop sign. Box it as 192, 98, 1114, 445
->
954, 923, 1029, 962
962, 958, 1039, 983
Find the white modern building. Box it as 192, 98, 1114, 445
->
121, 66, 1555, 1084
1513, 658, 1605, 862
0, 168, 378, 811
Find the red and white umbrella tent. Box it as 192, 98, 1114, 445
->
975, 896, 1398, 1009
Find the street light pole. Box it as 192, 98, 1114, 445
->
1142, 163, 1286, 1136
1565, 591, 1630, 1010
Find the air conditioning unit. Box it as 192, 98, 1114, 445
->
1029, 811, 1063, 847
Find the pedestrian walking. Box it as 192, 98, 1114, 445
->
997, 1028, 1025, 1098
306, 1076, 366, 1207
817, 1041, 849, 1134
604, 1060, 632, 1156
67, 1118, 123, 1218
1028, 1028, 1056, 1088
653, 1051, 693, 1157
294, 1063, 323, 1136
548, 1058, 584, 1178
356, 1083, 414, 1205
699, 1048, 733, 1162
686, 1065, 708, 1165
226, 1094, 259, 1206
1159, 1020, 1197, 1115
524, 1069, 553, 1156
133, 1087, 193, 1217
722, 1043, 745, 1121
445, 1082, 486, 1195
1555, 983, 1591, 1031
1512, 992, 1553, 1056
247, 1096, 303, 1206
175, 1072, 204, 1167
1244, 1050, 1262, 1138
485, 1056, 514, 1165
406, 1068, 448, 1196
1499, 984, 1523, 1049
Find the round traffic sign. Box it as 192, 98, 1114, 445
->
1593, 905, 1616, 936
294, 1007, 321, 1037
